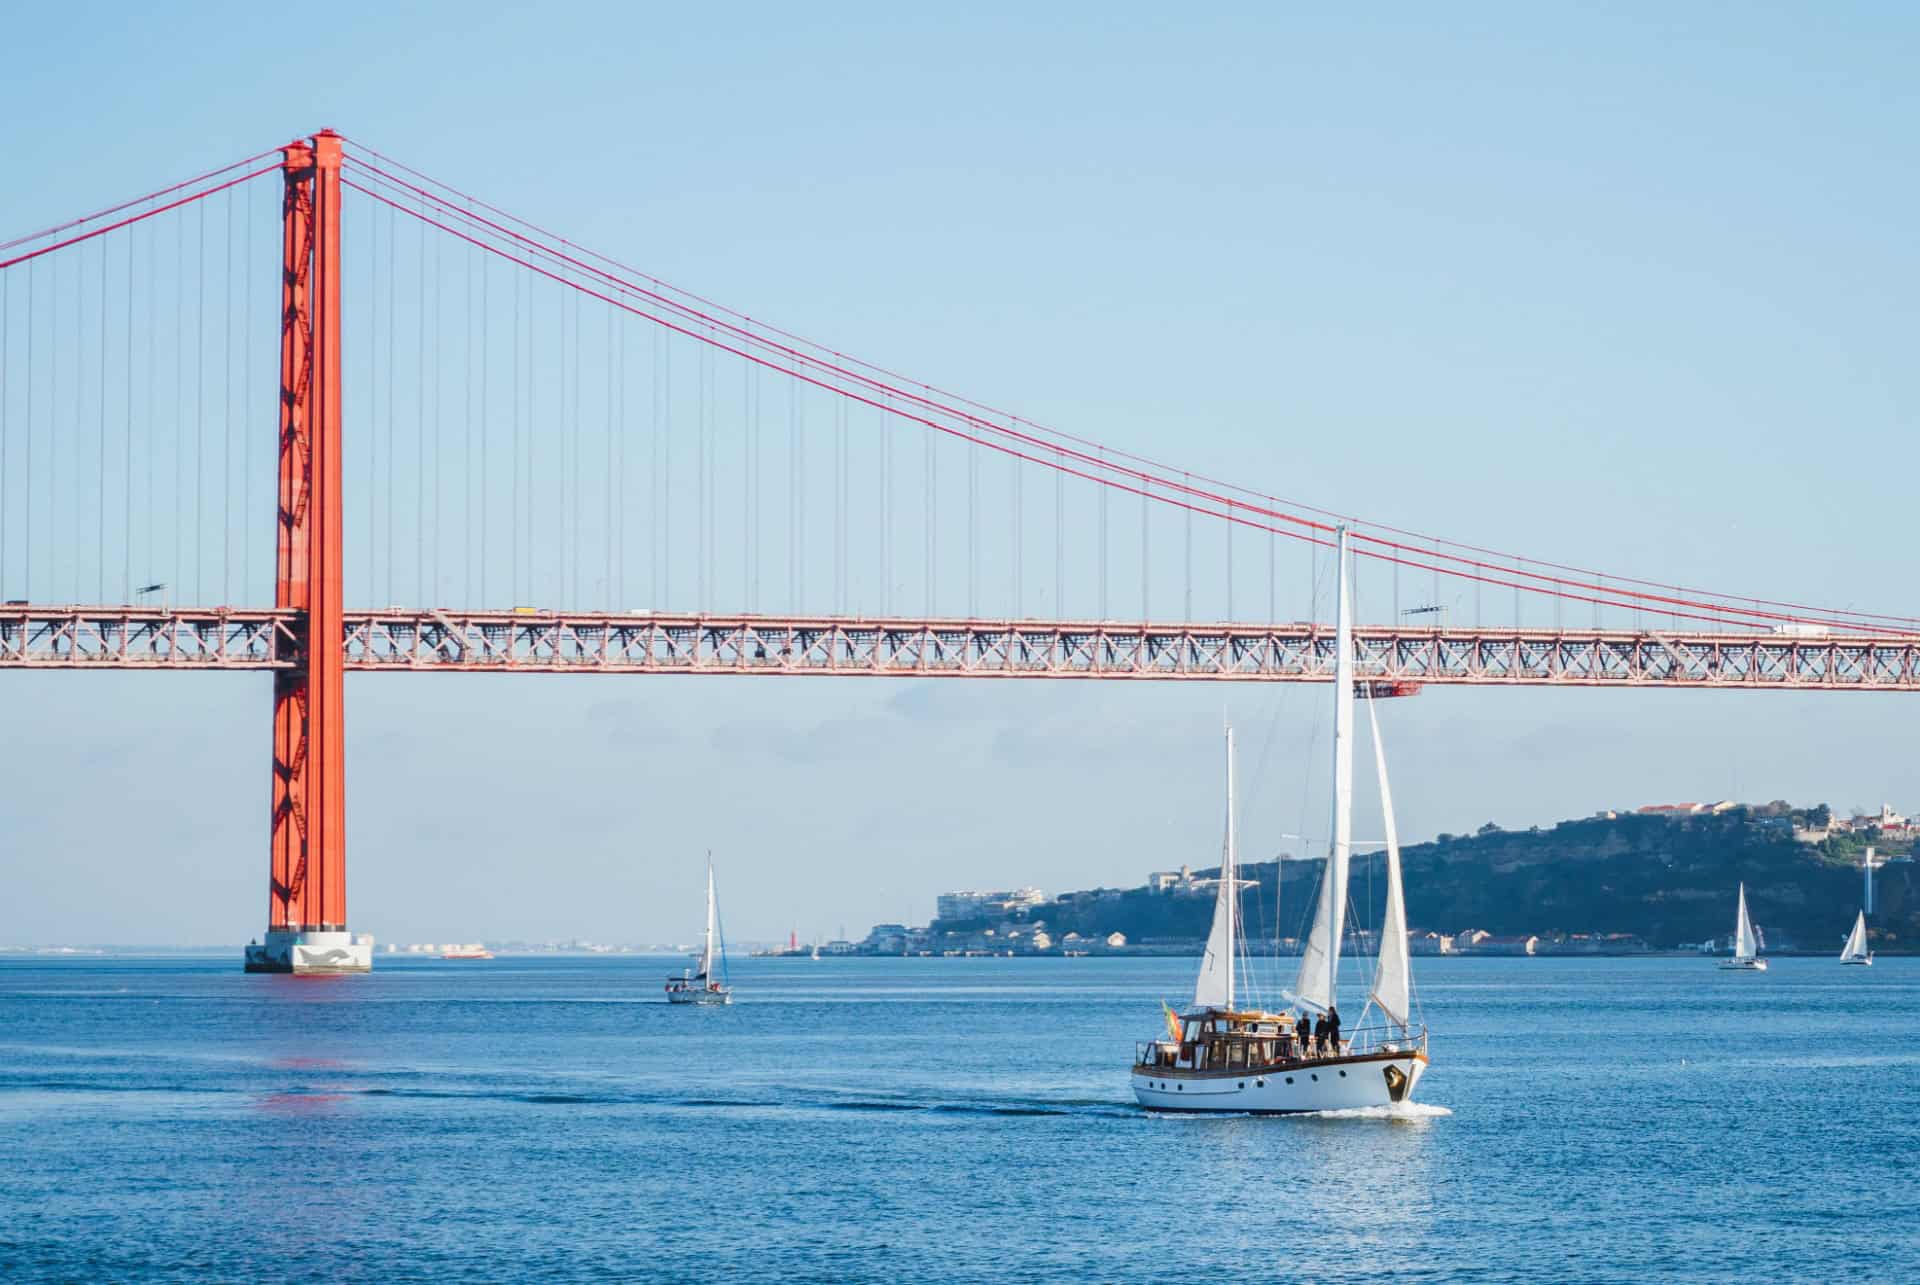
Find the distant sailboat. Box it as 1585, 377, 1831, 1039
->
1839, 911, 1872, 967
1130, 527, 1430, 1113
666, 856, 734, 1004
1718, 883, 1768, 972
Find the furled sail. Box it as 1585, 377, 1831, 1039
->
1365, 692, 1411, 1029
1840, 910, 1869, 962
1193, 726, 1238, 1009
1732, 883, 1757, 961
1294, 528, 1355, 1014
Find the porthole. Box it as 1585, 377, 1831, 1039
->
1285, 1077, 1294, 1084
1256, 1079, 1266, 1088
1176, 1083, 1183, 1091
1238, 1081, 1246, 1089
1311, 1073, 1319, 1081
1339, 1070, 1347, 1078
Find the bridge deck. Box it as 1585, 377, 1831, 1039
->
2, 606, 1916, 691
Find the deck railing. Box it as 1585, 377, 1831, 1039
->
1135, 1023, 1426, 1070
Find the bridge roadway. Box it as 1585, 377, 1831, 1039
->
3, 605, 1917, 691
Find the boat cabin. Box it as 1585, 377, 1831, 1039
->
1137, 1008, 1318, 1073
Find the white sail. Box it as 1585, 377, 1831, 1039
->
1294, 528, 1355, 1014
1732, 883, 1756, 961
1194, 726, 1238, 1010
699, 860, 717, 980
1365, 692, 1411, 1029
1840, 910, 1869, 962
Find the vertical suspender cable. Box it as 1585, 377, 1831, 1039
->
50, 253, 59, 598
366, 191, 378, 604
434, 223, 444, 602
386, 202, 396, 606
967, 411, 976, 617
24, 261, 33, 599
1010, 430, 1020, 618
244, 177, 254, 604
98, 238, 109, 601
195, 200, 205, 602
925, 423, 934, 615
221, 186, 232, 603
1183, 470, 1192, 622
1054, 448, 1063, 615
511, 269, 521, 604
1227, 499, 1235, 621
1141, 476, 1150, 620
661, 327, 670, 609
465, 239, 474, 606
608, 303, 616, 610
1098, 447, 1107, 620
145, 215, 155, 591
476, 247, 483, 606
880, 395, 890, 616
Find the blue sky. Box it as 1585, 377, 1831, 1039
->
2, 4, 1915, 945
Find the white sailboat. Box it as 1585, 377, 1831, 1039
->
1718, 883, 1768, 971
1131, 527, 1430, 1113
666, 856, 734, 1004
1839, 911, 1872, 966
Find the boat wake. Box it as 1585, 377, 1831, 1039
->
1302, 1100, 1451, 1122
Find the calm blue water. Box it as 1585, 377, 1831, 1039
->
2, 954, 1916, 1281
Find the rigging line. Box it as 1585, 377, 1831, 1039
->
0, 147, 281, 254
341, 151, 1920, 631
349, 184, 1842, 633
0, 165, 280, 273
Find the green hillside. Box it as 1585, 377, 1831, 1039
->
1014, 806, 1915, 953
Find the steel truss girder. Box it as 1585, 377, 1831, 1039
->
4, 608, 1918, 691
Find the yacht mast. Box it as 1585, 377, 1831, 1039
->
1294, 526, 1355, 1013
701, 857, 717, 980
1224, 723, 1237, 1012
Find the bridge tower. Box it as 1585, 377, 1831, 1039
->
244, 132, 368, 974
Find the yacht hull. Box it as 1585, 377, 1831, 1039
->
1132, 1051, 1427, 1114
1840, 958, 1872, 966
1718, 959, 1768, 971
666, 988, 732, 1005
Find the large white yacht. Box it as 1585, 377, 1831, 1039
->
1131, 527, 1430, 1113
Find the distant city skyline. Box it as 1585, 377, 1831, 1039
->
4, 5, 1917, 945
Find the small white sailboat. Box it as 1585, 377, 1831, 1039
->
1131, 527, 1429, 1113
666, 856, 734, 1004
1718, 883, 1768, 972
1839, 910, 1872, 967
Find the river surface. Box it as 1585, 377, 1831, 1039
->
2, 953, 1915, 1281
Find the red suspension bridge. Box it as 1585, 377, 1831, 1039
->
3, 132, 1914, 969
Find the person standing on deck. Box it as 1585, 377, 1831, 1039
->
1326, 1004, 1342, 1055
